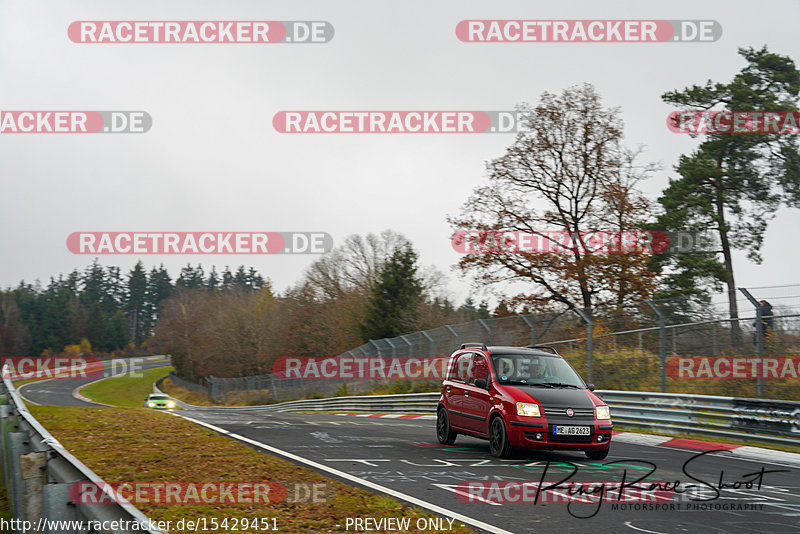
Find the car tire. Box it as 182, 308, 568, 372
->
436, 407, 457, 445
489, 416, 512, 458
585, 447, 610, 460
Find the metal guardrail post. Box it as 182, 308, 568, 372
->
43, 484, 81, 533
572, 308, 593, 383
645, 300, 667, 393
8, 432, 28, 531
739, 288, 764, 397
20, 450, 47, 529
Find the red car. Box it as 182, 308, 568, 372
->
436, 344, 612, 459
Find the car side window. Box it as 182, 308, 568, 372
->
472, 355, 489, 385
449, 353, 474, 383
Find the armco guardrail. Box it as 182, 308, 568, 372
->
596, 390, 800, 447
160, 385, 800, 448
1, 371, 166, 534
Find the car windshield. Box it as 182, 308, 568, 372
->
149, 395, 168, 400
491, 353, 585, 388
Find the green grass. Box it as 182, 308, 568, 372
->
29, 406, 473, 534
80, 366, 173, 408
0, 484, 11, 534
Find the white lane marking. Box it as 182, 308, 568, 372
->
624, 521, 667, 534
432, 483, 502, 506
72, 377, 115, 407
175, 413, 514, 534
16, 380, 46, 405
612, 433, 675, 447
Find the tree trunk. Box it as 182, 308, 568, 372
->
715, 189, 741, 347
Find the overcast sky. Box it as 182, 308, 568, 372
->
1, 0, 799, 310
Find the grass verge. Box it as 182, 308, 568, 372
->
159, 378, 232, 406
80, 366, 173, 408
29, 406, 472, 534
0, 484, 11, 534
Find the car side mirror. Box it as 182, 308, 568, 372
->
474, 378, 489, 390
587, 383, 595, 391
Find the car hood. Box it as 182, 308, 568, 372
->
500, 385, 594, 408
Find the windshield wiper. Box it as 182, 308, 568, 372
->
539, 382, 583, 389
498, 380, 537, 386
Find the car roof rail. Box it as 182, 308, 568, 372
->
526, 345, 559, 354
460, 342, 488, 351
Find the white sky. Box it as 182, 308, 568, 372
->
1, 0, 799, 306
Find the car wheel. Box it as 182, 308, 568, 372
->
585, 447, 610, 460
489, 416, 512, 458
436, 407, 457, 445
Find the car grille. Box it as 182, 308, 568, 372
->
543, 406, 594, 418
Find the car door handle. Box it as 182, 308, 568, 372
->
446, 386, 451, 392
464, 391, 470, 396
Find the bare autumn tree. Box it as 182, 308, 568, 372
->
449, 84, 660, 312
304, 230, 411, 299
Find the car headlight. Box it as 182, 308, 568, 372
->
516, 402, 541, 417
147, 402, 155, 407
595, 405, 611, 420
167, 401, 175, 408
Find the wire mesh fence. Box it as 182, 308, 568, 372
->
177, 285, 800, 403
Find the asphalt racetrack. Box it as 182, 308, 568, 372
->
19, 371, 800, 533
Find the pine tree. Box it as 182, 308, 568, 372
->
654, 46, 800, 343
358, 244, 424, 341
126, 261, 148, 345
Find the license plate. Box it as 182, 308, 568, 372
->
553, 426, 590, 435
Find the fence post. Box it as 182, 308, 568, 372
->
208, 376, 217, 403
445, 325, 459, 352
712, 321, 718, 356
521, 315, 536, 345
645, 300, 666, 393
421, 331, 435, 357
478, 319, 492, 344
572, 308, 593, 383
368, 339, 381, 357
739, 288, 764, 397
400, 336, 413, 357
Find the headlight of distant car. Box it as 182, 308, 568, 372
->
595, 405, 611, 420
147, 402, 155, 407
516, 402, 541, 417
167, 400, 175, 408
